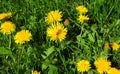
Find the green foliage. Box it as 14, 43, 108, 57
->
0, 0, 120, 74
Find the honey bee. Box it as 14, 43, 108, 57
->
56, 29, 62, 35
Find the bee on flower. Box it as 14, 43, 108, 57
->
47, 22, 67, 42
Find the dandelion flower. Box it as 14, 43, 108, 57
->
0, 12, 12, 20
45, 10, 62, 24
107, 68, 120, 74
76, 6, 88, 14
77, 15, 89, 23
47, 23, 67, 42
32, 70, 40, 74
104, 43, 110, 50
14, 30, 32, 44
94, 58, 111, 74
0, 21, 15, 34
77, 60, 91, 73
112, 42, 119, 50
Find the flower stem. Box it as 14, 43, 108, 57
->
16, 45, 24, 74
81, 72, 83, 74
58, 49, 68, 74
9, 34, 12, 49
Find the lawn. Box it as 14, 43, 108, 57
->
0, 0, 120, 74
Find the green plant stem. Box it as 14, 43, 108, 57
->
16, 45, 24, 74
81, 72, 83, 74
7, 34, 17, 73
6, 35, 12, 59
58, 49, 68, 74
80, 25, 84, 36
55, 0, 58, 9
69, 18, 81, 28
9, 34, 12, 49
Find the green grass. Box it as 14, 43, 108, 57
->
0, 0, 120, 74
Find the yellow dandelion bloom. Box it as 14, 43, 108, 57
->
107, 68, 120, 74
0, 12, 12, 20
77, 60, 91, 73
14, 30, 32, 44
45, 10, 62, 24
47, 23, 67, 42
32, 70, 40, 74
112, 42, 119, 50
94, 58, 111, 74
76, 6, 88, 14
0, 21, 15, 34
77, 15, 89, 23
104, 43, 110, 50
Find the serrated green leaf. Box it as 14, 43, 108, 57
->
42, 46, 55, 59
0, 47, 12, 55
45, 46, 55, 56
77, 35, 85, 45
82, 31, 88, 37
48, 65, 58, 74
76, 34, 81, 42
88, 34, 95, 42
42, 59, 50, 70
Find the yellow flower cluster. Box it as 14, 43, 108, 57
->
0, 12, 32, 44
104, 42, 120, 50
77, 60, 91, 73
0, 12, 34, 45
0, 12, 16, 35
76, 5, 89, 23
77, 58, 120, 74
31, 70, 40, 74
14, 30, 32, 44
46, 10, 67, 42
